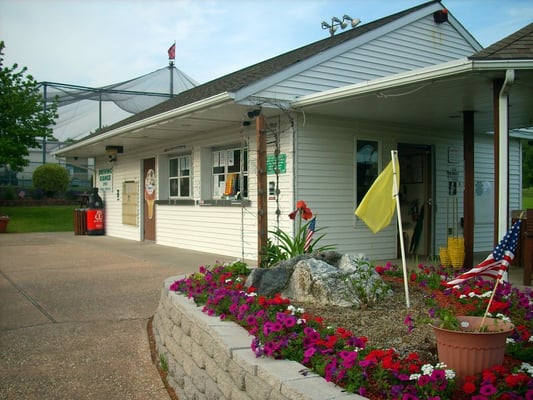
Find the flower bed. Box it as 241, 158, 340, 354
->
163, 261, 533, 399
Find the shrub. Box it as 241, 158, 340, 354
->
32, 164, 70, 197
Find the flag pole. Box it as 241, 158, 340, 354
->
391, 150, 410, 308
480, 276, 502, 330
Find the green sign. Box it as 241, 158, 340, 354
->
98, 167, 113, 192
266, 153, 286, 175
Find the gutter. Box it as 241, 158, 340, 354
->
53, 92, 235, 156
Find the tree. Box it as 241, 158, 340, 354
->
32, 164, 70, 197
0, 41, 57, 172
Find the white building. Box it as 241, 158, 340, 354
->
55, 1, 533, 266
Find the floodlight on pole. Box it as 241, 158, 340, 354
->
321, 14, 360, 36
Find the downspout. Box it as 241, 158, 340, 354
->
497, 70, 514, 241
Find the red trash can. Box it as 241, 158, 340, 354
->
86, 188, 105, 235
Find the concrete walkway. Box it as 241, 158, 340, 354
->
0, 232, 236, 400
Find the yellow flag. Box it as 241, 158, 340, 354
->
355, 159, 399, 233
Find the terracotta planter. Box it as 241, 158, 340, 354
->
0, 216, 9, 233
432, 316, 514, 379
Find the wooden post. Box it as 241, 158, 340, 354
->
463, 110, 474, 267
256, 115, 268, 266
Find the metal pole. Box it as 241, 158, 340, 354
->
42, 84, 47, 164
169, 61, 174, 97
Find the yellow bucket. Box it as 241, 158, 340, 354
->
447, 237, 465, 269
439, 247, 450, 267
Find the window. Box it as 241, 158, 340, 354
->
356, 140, 379, 204
212, 147, 247, 199
169, 155, 191, 197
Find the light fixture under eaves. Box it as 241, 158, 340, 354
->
164, 145, 186, 152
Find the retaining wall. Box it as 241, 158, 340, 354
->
152, 276, 366, 400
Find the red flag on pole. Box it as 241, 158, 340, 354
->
168, 42, 176, 60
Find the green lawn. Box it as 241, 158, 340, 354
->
523, 187, 533, 209
0, 205, 76, 233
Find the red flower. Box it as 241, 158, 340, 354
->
289, 200, 314, 220
462, 381, 477, 394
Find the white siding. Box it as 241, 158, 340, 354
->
255, 16, 479, 100
95, 116, 296, 263
97, 155, 141, 241
292, 114, 522, 260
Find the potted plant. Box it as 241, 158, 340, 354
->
430, 308, 514, 379
429, 220, 522, 379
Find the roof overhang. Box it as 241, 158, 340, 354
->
291, 58, 533, 135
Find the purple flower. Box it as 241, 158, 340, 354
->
479, 384, 497, 396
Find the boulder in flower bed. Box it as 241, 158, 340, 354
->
245, 251, 392, 307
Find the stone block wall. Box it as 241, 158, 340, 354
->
152, 276, 366, 400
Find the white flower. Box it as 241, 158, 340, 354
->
507, 337, 516, 344
409, 373, 421, 380
444, 369, 456, 380
421, 364, 434, 375
459, 294, 467, 299
496, 313, 511, 322
520, 362, 533, 377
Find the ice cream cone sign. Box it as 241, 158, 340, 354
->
144, 169, 156, 219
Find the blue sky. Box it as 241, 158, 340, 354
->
1, 0, 532, 88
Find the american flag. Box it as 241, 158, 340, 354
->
304, 217, 316, 252
168, 42, 176, 60
446, 220, 522, 287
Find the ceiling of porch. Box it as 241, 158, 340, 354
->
294, 68, 533, 137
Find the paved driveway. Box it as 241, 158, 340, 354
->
0, 232, 234, 400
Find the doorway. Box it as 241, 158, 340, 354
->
143, 158, 156, 241
398, 144, 433, 257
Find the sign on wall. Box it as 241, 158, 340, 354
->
266, 153, 286, 175
98, 167, 113, 192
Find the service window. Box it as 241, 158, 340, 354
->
212, 147, 247, 199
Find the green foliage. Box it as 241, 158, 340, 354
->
523, 187, 533, 209
267, 220, 335, 266
523, 142, 533, 188
224, 260, 250, 275
32, 164, 70, 196
0, 41, 58, 172
159, 354, 168, 373
343, 259, 392, 307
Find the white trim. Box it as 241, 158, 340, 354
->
53, 92, 235, 156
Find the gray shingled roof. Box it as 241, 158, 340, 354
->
83, 1, 440, 140
470, 22, 533, 60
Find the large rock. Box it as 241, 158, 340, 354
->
245, 252, 391, 307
